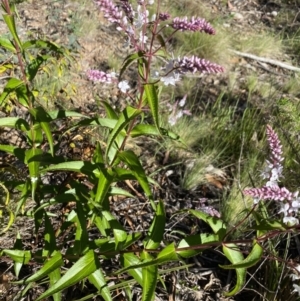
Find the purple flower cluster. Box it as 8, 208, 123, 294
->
159, 13, 171, 21
87, 70, 117, 83
171, 17, 215, 34
94, 0, 123, 24
244, 125, 300, 225
119, 0, 134, 23
177, 56, 224, 74
244, 186, 295, 203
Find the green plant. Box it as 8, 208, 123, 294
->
0, 1, 300, 300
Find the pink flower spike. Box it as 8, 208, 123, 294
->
94, 0, 123, 25
266, 125, 284, 167
159, 13, 171, 21
87, 70, 117, 83
171, 16, 215, 34
177, 56, 224, 74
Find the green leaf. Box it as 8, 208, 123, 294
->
29, 107, 54, 155
16, 83, 31, 107
102, 101, 119, 119
93, 141, 104, 164
105, 106, 141, 164
0, 145, 26, 163
25, 148, 43, 199
3, 14, 22, 49
188, 209, 226, 240
0, 117, 31, 132
222, 243, 246, 296
36, 250, 99, 301
3, 250, 31, 264
22, 39, 64, 53
131, 124, 181, 139
102, 211, 127, 250
141, 252, 157, 301
120, 51, 145, 79
49, 268, 62, 301
157, 243, 178, 262
252, 211, 287, 232
177, 233, 219, 258
70, 117, 118, 132
42, 161, 97, 176
108, 186, 135, 198
95, 167, 115, 206
0, 182, 14, 234
47, 109, 88, 120
116, 245, 178, 275
144, 200, 165, 249
14, 252, 63, 284
12, 233, 24, 278
43, 213, 57, 257
118, 150, 153, 204
88, 269, 112, 301
0, 37, 16, 52
0, 78, 25, 106
220, 241, 263, 269
27, 55, 49, 81
144, 83, 160, 130
73, 202, 89, 255
120, 253, 143, 286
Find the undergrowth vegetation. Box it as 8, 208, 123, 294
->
0, 0, 300, 300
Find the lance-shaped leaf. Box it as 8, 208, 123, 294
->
222, 243, 246, 296
120, 253, 143, 286
102, 101, 119, 119
0, 78, 25, 105
0, 37, 16, 52
105, 106, 141, 164
22, 39, 64, 53
144, 83, 160, 131
120, 51, 145, 79
43, 213, 57, 257
144, 200, 165, 249
141, 251, 158, 301
102, 211, 127, 250
0, 117, 29, 131
94, 167, 115, 206
3, 14, 22, 49
0, 182, 14, 234
3, 250, 31, 264
26, 148, 43, 200
131, 125, 180, 140
118, 150, 153, 203
117, 244, 178, 276
14, 252, 63, 284
88, 269, 112, 301
177, 233, 219, 258
47, 109, 88, 119
188, 209, 226, 240
27, 55, 49, 81
29, 106, 54, 155
68, 202, 89, 255
220, 241, 263, 269
49, 268, 61, 301
36, 250, 99, 300
11, 233, 26, 278
42, 161, 97, 177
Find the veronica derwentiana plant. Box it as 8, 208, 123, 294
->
244, 125, 300, 225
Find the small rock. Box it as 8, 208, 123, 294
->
232, 12, 243, 20
271, 11, 278, 17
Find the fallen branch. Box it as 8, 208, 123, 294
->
230, 49, 300, 72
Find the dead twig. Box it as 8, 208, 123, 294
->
230, 49, 300, 72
